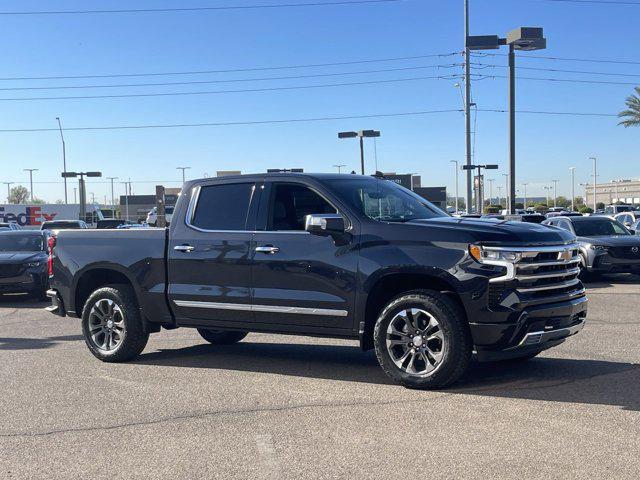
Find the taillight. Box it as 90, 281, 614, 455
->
48, 235, 56, 277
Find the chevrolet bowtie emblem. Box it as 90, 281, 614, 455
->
559, 249, 572, 261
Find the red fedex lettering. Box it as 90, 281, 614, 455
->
27, 206, 42, 226
43, 213, 57, 222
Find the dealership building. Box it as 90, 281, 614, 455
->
585, 179, 640, 206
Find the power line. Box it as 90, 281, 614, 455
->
474, 73, 638, 85
472, 52, 640, 65
0, 0, 405, 16
0, 53, 458, 81
472, 62, 640, 78
0, 75, 463, 101
0, 64, 463, 91
0, 108, 617, 134
533, 0, 640, 5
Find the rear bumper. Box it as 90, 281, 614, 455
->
472, 294, 588, 361
45, 289, 66, 316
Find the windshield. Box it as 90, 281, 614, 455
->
0, 235, 44, 252
572, 219, 630, 237
322, 177, 447, 223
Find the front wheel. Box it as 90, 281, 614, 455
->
373, 290, 472, 389
81, 285, 149, 362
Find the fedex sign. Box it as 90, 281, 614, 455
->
0, 206, 58, 226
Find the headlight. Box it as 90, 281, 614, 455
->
590, 245, 609, 251
469, 245, 522, 263
25, 261, 41, 267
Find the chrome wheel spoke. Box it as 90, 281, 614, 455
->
386, 307, 446, 378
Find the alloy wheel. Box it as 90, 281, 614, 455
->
88, 298, 126, 352
385, 308, 446, 377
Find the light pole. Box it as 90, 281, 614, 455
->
496, 186, 503, 207
463, 0, 473, 214
502, 173, 509, 209
552, 179, 559, 208
122, 181, 132, 221
569, 167, 576, 211
177, 166, 191, 184
467, 27, 547, 215
462, 163, 499, 213
450, 160, 459, 211
522, 182, 528, 209
107, 176, 118, 217
61, 171, 102, 221
544, 186, 552, 207
56, 117, 68, 204
73, 188, 77, 203
590, 157, 597, 211
338, 130, 381, 175
487, 178, 495, 205
24, 169, 38, 202
333, 164, 347, 173
3, 182, 12, 202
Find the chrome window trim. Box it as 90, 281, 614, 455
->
173, 300, 348, 317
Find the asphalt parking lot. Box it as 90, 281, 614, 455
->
1, 277, 639, 480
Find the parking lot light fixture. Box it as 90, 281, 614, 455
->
177, 166, 191, 184
60, 171, 102, 221
338, 130, 380, 175
570, 167, 576, 211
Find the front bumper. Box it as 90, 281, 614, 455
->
590, 252, 640, 273
0, 272, 46, 294
472, 294, 588, 362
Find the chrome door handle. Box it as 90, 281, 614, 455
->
174, 244, 195, 253
255, 246, 280, 254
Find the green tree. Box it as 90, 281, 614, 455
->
8, 185, 29, 204
618, 86, 640, 128
579, 206, 594, 214
31, 198, 46, 205
596, 202, 605, 210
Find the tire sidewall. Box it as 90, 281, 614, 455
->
374, 291, 470, 389
81, 287, 135, 360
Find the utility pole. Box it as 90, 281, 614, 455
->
464, 0, 473, 213
590, 157, 597, 211
73, 188, 77, 203
544, 185, 551, 207
552, 179, 559, 208
24, 169, 38, 202
450, 160, 459, 211
3, 182, 12, 202
107, 177, 118, 217
569, 167, 576, 211
496, 186, 503, 207
177, 166, 191, 184
56, 117, 68, 204
333, 164, 346, 173
522, 182, 528, 209
122, 180, 132, 221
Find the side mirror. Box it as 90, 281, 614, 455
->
304, 214, 346, 236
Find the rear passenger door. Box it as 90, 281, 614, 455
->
167, 180, 260, 327
250, 181, 359, 332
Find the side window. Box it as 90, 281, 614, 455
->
268, 183, 337, 231
191, 183, 254, 231
557, 220, 571, 231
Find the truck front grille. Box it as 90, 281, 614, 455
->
486, 244, 585, 307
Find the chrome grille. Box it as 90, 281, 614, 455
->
485, 244, 584, 306
0, 264, 24, 278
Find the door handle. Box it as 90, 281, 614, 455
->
255, 245, 280, 254
174, 244, 195, 253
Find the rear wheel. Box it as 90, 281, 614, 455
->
373, 290, 472, 389
197, 329, 248, 345
81, 285, 149, 362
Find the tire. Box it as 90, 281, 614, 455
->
197, 329, 248, 345
81, 285, 149, 362
373, 290, 472, 389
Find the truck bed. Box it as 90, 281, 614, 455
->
50, 228, 172, 325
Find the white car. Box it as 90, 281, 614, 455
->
146, 206, 174, 226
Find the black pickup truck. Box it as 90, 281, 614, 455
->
46, 173, 587, 388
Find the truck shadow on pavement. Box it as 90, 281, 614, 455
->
136, 342, 640, 411
0, 335, 84, 350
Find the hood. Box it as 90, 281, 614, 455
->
578, 235, 640, 247
408, 217, 575, 246
0, 252, 45, 263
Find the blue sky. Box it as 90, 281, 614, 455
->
0, 0, 638, 203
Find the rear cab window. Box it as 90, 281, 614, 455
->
189, 183, 256, 231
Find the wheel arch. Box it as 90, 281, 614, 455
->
359, 269, 467, 351
72, 264, 140, 317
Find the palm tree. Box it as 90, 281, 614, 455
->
618, 86, 640, 128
